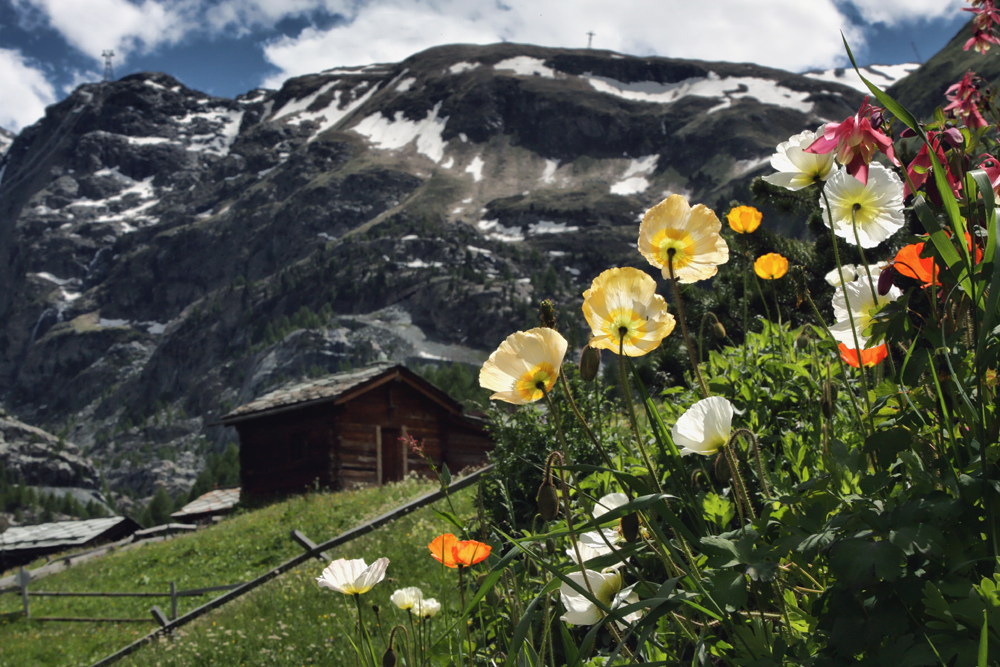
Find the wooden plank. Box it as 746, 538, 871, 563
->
290, 530, 331, 562
86, 466, 492, 667
34, 617, 155, 623
150, 607, 169, 627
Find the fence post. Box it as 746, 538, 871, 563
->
18, 567, 30, 618
170, 582, 177, 620
150, 606, 169, 628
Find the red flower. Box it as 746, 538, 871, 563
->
428, 533, 491, 568
893, 242, 938, 286
964, 28, 1000, 54
944, 72, 988, 129
839, 343, 888, 368
904, 132, 962, 198
806, 97, 898, 184
965, 0, 1000, 30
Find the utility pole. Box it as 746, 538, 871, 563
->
102, 50, 115, 82
586, 32, 595, 49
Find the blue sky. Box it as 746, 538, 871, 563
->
0, 0, 972, 133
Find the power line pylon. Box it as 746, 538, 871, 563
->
102, 50, 115, 82
586, 32, 595, 49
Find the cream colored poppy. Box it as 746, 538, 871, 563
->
582, 267, 676, 356
479, 327, 568, 404
638, 195, 729, 283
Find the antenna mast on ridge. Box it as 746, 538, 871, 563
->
586, 32, 595, 49
102, 50, 115, 82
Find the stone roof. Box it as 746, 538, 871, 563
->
221, 363, 456, 424
171, 487, 240, 519
0, 516, 135, 552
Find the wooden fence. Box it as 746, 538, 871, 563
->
3, 567, 242, 623
86, 466, 490, 667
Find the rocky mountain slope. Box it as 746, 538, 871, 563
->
0, 128, 12, 157
888, 20, 1000, 119
0, 42, 864, 501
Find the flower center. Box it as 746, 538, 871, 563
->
653, 229, 695, 270
515, 362, 558, 402
848, 194, 881, 232
604, 309, 643, 347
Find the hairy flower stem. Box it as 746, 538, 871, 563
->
353, 594, 378, 667
821, 191, 874, 434
457, 567, 474, 667
618, 338, 664, 494
796, 271, 867, 433
668, 253, 710, 398
724, 443, 756, 529
558, 371, 630, 498
732, 428, 771, 498
850, 208, 897, 378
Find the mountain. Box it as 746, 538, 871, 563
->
0, 128, 12, 157
888, 20, 1000, 120
0, 42, 863, 501
804, 63, 918, 94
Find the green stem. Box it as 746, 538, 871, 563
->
617, 338, 664, 493
668, 253, 710, 398
353, 594, 377, 667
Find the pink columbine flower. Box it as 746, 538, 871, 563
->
964, 0, 1000, 31
964, 28, 1000, 54
979, 155, 1000, 195
904, 131, 962, 199
805, 97, 898, 184
944, 73, 989, 129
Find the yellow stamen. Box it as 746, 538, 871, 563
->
602, 308, 644, 347
515, 363, 558, 402
653, 229, 695, 269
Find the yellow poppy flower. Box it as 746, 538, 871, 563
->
754, 253, 789, 280
479, 327, 568, 404
726, 206, 762, 234
582, 267, 675, 356
638, 194, 729, 283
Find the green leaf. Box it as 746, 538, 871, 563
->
704, 570, 748, 613
979, 610, 989, 667
829, 538, 906, 589
439, 461, 451, 490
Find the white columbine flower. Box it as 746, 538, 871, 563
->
672, 396, 734, 456
820, 162, 904, 248
763, 126, 838, 191
829, 273, 901, 348
390, 587, 423, 611
316, 557, 389, 596
416, 598, 441, 619
560, 568, 641, 628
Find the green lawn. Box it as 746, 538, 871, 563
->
0, 478, 477, 667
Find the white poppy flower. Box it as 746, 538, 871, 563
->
390, 586, 423, 611
567, 529, 620, 563
763, 127, 838, 191
829, 272, 901, 347
416, 598, 441, 619
820, 162, 905, 248
824, 264, 857, 287
593, 493, 629, 519
560, 568, 641, 628
672, 396, 734, 456
316, 557, 389, 595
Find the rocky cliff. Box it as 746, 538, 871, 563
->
0, 42, 865, 500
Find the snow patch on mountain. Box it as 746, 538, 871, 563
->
610, 155, 658, 195
281, 83, 381, 140
173, 107, 244, 157
465, 155, 484, 182
803, 63, 918, 94
352, 101, 448, 163
0, 128, 13, 156
494, 57, 558, 79
583, 71, 814, 113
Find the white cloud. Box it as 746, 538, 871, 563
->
848, 0, 965, 26
15, 0, 193, 60
0, 49, 57, 132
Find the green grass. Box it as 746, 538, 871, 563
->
0, 478, 478, 667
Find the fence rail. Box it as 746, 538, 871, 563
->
88, 466, 491, 667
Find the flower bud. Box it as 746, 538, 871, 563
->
536, 482, 560, 521
579, 345, 601, 381
795, 331, 810, 349
821, 381, 838, 419
877, 264, 896, 296
539, 300, 557, 329
712, 321, 726, 340
545, 538, 557, 555
620, 512, 640, 543
943, 126, 964, 149
382, 647, 397, 667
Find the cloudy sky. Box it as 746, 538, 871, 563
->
0, 0, 971, 133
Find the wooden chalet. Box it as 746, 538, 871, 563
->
220, 364, 492, 499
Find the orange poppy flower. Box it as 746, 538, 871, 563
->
428, 533, 492, 568
893, 242, 937, 286
839, 343, 888, 368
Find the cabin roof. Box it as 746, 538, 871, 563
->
220, 363, 463, 425
0, 516, 137, 552
171, 487, 240, 519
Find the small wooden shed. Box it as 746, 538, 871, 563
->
220, 364, 492, 499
